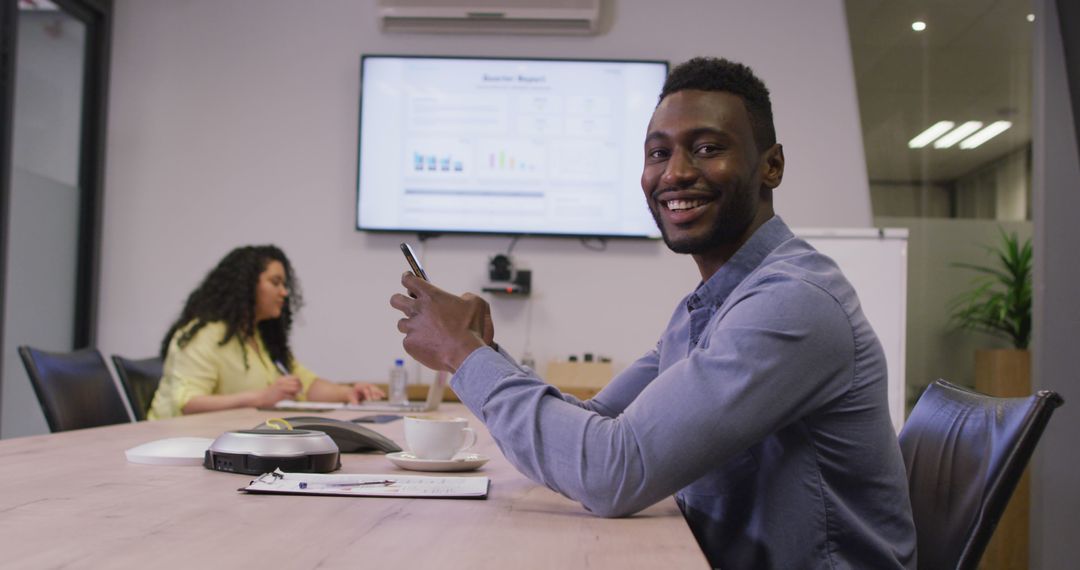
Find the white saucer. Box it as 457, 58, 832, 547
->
386, 451, 489, 472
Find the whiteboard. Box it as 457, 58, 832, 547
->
798, 228, 908, 433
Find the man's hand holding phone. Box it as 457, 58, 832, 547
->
391, 243, 495, 372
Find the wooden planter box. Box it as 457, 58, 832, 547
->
974, 348, 1031, 570
975, 348, 1031, 397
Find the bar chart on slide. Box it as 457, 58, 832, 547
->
476, 140, 544, 178
404, 139, 471, 177
484, 149, 536, 172
411, 151, 465, 173
404, 139, 547, 180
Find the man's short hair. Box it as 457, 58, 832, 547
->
659, 57, 776, 152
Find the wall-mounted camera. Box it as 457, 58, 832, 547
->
488, 254, 513, 282
482, 253, 531, 297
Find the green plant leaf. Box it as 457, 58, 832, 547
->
948, 228, 1032, 349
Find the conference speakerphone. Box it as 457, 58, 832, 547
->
204, 429, 341, 475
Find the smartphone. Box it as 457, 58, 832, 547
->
400, 242, 429, 281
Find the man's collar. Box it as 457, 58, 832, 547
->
687, 216, 794, 310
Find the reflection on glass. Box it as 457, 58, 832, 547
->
846, 1, 1033, 220
844, 2, 1036, 450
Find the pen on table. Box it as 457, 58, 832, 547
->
298, 480, 396, 489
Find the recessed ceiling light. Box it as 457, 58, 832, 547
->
1027, 14, 1035, 23
959, 121, 1013, 149
934, 121, 984, 148
912, 21, 927, 32
908, 121, 955, 148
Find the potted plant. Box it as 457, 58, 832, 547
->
949, 228, 1032, 398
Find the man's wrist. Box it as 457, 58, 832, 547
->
447, 336, 488, 372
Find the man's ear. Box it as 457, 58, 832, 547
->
761, 143, 784, 189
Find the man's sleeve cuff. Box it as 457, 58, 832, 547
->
451, 346, 523, 418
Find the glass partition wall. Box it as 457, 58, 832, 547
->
845, 0, 1035, 403
845, 3, 1035, 566
848, 1, 1033, 222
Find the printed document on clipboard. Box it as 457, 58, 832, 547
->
241, 469, 489, 499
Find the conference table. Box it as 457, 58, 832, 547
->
0, 404, 707, 569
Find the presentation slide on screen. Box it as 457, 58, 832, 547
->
357, 57, 666, 237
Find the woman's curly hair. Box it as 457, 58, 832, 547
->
160, 245, 304, 370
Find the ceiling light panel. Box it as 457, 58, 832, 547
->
933, 121, 983, 149
908, 121, 955, 148
959, 121, 1012, 149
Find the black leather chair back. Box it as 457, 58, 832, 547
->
111, 355, 164, 421
899, 379, 1063, 570
17, 346, 132, 432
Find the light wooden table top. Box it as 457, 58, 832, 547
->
0, 404, 707, 569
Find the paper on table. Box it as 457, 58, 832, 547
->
265, 400, 345, 411
241, 468, 489, 499
265, 400, 420, 412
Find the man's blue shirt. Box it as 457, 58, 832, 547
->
451, 216, 917, 569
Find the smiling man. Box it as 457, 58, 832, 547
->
391, 57, 916, 569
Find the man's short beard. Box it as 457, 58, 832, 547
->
650, 191, 757, 255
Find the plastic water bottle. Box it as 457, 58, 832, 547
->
389, 359, 408, 405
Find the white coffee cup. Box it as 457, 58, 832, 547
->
404, 416, 477, 460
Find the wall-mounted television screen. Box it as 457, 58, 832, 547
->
356, 55, 668, 238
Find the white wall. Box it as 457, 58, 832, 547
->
97, 0, 871, 387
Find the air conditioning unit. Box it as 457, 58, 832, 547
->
377, 0, 601, 36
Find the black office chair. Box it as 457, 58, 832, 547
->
111, 355, 164, 421
17, 345, 133, 432
899, 379, 1064, 570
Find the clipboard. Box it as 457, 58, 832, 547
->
241, 469, 489, 499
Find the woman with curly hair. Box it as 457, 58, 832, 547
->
147, 245, 383, 419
